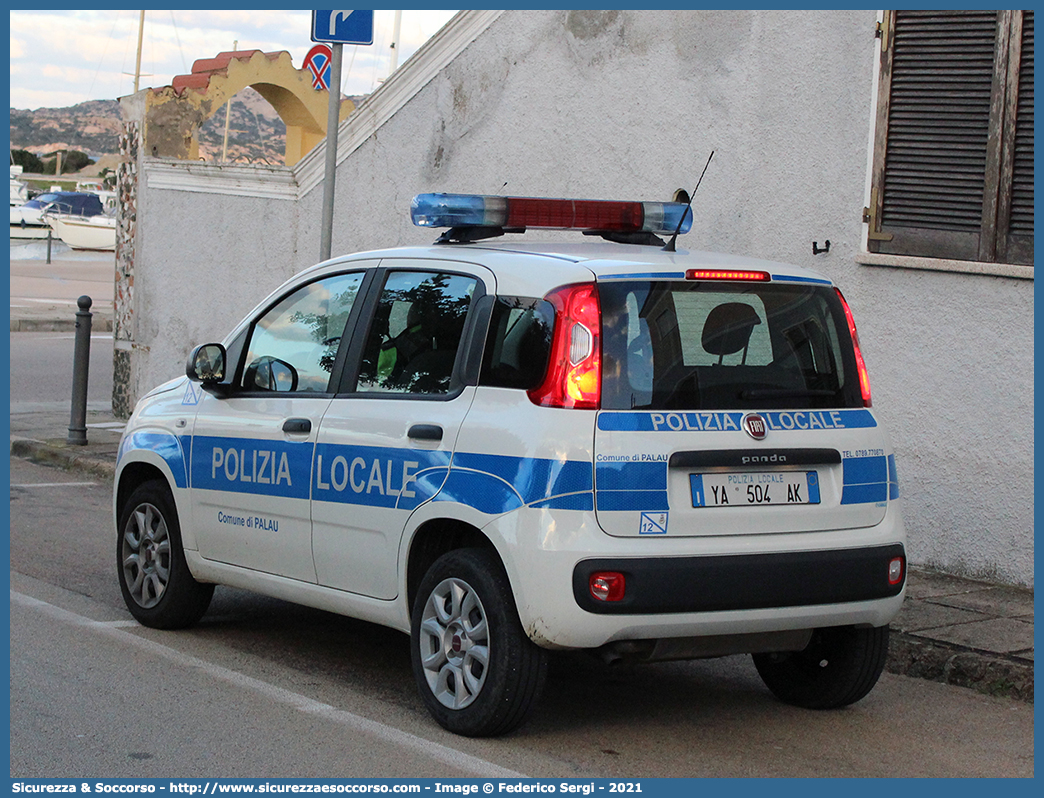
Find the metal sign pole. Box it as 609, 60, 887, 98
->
319, 42, 343, 262
312, 9, 372, 261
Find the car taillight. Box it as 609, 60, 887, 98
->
835, 288, 872, 407
528, 283, 601, 410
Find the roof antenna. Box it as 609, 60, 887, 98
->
663, 150, 714, 253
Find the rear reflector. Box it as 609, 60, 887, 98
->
888, 557, 905, 586
589, 572, 626, 602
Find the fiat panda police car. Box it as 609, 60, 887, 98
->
114, 193, 905, 737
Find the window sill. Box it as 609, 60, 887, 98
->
857, 252, 1033, 280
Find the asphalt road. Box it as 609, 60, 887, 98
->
9, 331, 114, 411
9, 246, 115, 312
8, 457, 1035, 779
10, 246, 116, 414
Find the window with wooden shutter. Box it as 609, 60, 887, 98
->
867, 10, 1034, 267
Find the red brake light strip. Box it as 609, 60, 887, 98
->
685, 269, 771, 281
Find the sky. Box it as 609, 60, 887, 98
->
8, 9, 460, 111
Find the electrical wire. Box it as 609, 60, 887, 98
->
169, 11, 188, 74
87, 11, 124, 101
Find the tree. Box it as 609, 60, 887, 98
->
10, 149, 43, 173
41, 149, 95, 174
64, 150, 95, 172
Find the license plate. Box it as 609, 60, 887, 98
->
690, 471, 820, 508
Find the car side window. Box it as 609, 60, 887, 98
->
480, 296, 554, 390
241, 272, 364, 393
356, 271, 477, 395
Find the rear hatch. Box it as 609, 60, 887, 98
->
593, 267, 896, 538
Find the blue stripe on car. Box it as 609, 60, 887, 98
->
179, 435, 594, 515
597, 409, 877, 432
841, 455, 889, 505
118, 431, 189, 489
190, 435, 313, 500
127, 432, 894, 516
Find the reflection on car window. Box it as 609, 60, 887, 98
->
480, 296, 554, 390
242, 272, 364, 393
599, 282, 859, 411
357, 271, 477, 395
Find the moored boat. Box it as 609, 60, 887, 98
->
11, 190, 105, 241
44, 211, 117, 251
10, 165, 28, 206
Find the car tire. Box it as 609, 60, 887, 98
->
753, 624, 890, 709
117, 479, 214, 629
411, 548, 548, 737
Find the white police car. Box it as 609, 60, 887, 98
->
114, 193, 905, 736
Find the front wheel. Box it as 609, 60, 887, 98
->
411, 548, 548, 736
753, 624, 890, 709
117, 479, 214, 629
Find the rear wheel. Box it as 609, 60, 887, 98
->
411, 548, 548, 736
753, 624, 890, 709
117, 479, 214, 629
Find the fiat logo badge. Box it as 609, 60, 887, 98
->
742, 413, 767, 440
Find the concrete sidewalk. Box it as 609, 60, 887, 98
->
8, 404, 1034, 703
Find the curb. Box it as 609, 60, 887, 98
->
11, 436, 117, 480
10, 317, 114, 333
887, 633, 1034, 703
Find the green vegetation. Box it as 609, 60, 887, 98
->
41, 149, 95, 174
10, 148, 43, 172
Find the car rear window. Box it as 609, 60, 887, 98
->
598, 280, 862, 411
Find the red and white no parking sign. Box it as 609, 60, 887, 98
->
303, 44, 333, 91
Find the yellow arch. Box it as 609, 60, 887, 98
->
144, 50, 353, 166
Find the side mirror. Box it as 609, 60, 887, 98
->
187, 343, 226, 383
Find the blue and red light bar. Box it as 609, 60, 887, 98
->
411, 193, 693, 236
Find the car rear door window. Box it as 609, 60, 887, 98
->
356, 271, 478, 395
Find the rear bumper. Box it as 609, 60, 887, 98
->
572, 543, 905, 614
496, 497, 907, 650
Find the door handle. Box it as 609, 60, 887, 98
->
282, 418, 312, 434
408, 424, 443, 441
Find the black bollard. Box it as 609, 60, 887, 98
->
67, 295, 93, 446
46, 228, 53, 264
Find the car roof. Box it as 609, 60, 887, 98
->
304, 240, 834, 297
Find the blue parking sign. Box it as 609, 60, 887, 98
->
311, 10, 374, 45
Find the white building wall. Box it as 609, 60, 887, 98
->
131, 10, 1032, 585
134, 163, 300, 395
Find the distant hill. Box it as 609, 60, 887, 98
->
10, 90, 364, 166
196, 88, 287, 163
10, 100, 123, 158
